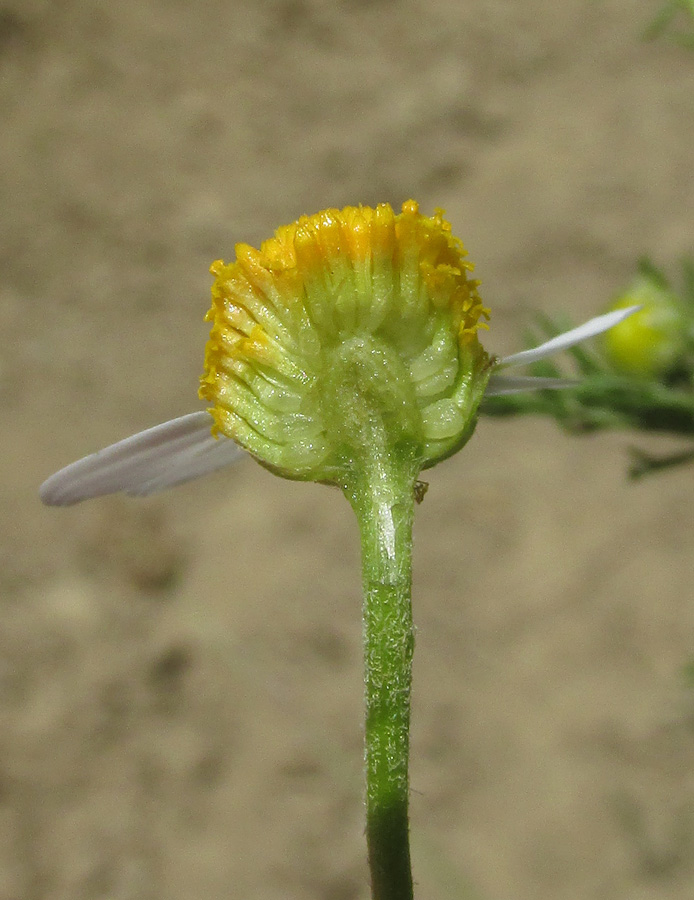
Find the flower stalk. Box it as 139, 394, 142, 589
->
345, 446, 418, 900
329, 340, 421, 900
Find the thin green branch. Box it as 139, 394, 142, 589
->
483, 257, 694, 477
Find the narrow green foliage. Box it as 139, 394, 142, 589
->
483, 258, 694, 478
628, 445, 694, 479
644, 0, 694, 47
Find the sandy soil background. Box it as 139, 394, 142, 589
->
3, 1, 694, 898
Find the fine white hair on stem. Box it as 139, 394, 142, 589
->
39, 412, 246, 506
498, 306, 641, 369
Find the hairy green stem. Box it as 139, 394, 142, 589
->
343, 454, 418, 900
324, 336, 423, 899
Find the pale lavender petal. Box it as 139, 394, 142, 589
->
39, 412, 246, 506
498, 306, 640, 369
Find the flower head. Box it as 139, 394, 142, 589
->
39, 202, 639, 505
199, 201, 491, 480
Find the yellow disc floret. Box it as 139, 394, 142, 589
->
200, 201, 492, 480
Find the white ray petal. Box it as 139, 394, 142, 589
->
498, 306, 640, 369
39, 412, 246, 506
484, 375, 580, 396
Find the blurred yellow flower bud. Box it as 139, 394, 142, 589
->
602, 275, 687, 378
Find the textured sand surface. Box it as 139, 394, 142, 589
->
3, 1, 694, 898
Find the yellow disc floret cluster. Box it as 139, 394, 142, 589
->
200, 200, 491, 480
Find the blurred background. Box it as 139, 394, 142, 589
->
3, 0, 694, 897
